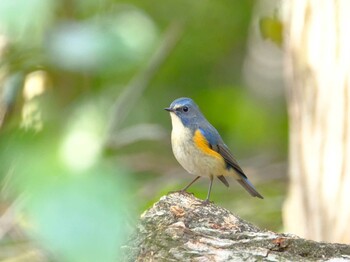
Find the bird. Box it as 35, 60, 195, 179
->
165, 97, 263, 203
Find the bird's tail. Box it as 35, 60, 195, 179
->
237, 178, 264, 199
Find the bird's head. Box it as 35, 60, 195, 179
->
165, 97, 202, 127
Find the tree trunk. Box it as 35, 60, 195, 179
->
283, 1, 350, 243
122, 193, 350, 261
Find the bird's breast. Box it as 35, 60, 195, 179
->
170, 113, 226, 177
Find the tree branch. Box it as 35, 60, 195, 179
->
122, 192, 350, 261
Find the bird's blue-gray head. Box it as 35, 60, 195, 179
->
165, 97, 203, 127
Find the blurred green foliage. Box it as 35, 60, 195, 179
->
259, 14, 284, 47
0, 0, 287, 261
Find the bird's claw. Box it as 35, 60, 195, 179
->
193, 199, 213, 206
202, 199, 213, 205
167, 190, 194, 196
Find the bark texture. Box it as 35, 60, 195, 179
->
122, 192, 350, 261
283, 1, 350, 243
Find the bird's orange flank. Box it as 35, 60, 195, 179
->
193, 130, 223, 160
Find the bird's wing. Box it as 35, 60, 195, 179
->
198, 127, 246, 179
215, 143, 247, 178
198, 127, 263, 199
216, 142, 263, 198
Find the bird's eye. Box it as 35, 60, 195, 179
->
183, 106, 189, 112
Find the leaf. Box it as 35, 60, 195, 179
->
259, 16, 283, 47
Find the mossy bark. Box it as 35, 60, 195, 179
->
122, 192, 350, 261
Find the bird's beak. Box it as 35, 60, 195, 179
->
164, 107, 174, 112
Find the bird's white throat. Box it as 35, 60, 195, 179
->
169, 112, 190, 142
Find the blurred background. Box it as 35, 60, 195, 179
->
0, 0, 286, 261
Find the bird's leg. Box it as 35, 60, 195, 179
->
181, 176, 201, 192
203, 175, 213, 205
168, 176, 201, 195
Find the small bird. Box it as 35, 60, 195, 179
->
165, 97, 263, 203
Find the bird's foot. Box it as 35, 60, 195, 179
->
167, 190, 193, 196
202, 199, 213, 205
193, 199, 213, 206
